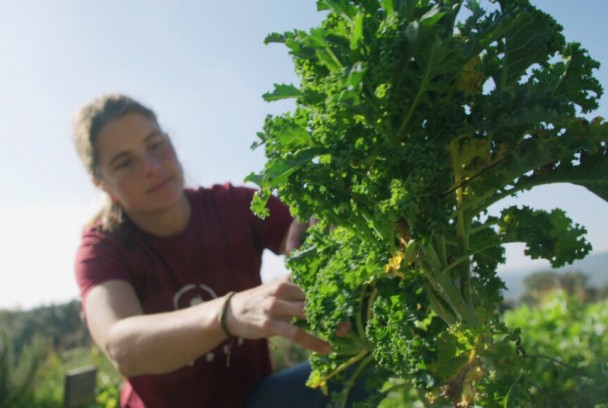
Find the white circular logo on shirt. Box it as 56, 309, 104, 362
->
173, 284, 217, 310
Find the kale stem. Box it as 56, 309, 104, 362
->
380, 380, 409, 397
435, 235, 448, 269
456, 202, 473, 307
395, 41, 437, 142
320, 348, 370, 386
418, 255, 479, 326
356, 285, 372, 348
339, 354, 374, 408
420, 244, 443, 272
366, 286, 379, 332
418, 256, 445, 294
428, 290, 456, 325
442, 242, 502, 275
448, 137, 473, 307
436, 270, 479, 326
503, 371, 524, 408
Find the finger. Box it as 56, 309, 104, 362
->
273, 281, 307, 301
335, 321, 351, 338
276, 274, 291, 283
272, 299, 306, 321
273, 321, 331, 355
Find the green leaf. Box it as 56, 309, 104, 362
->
499, 5, 565, 88
555, 43, 603, 113
261, 148, 326, 189
498, 206, 592, 267
264, 32, 286, 45
249, 1, 608, 405
381, 0, 394, 15
243, 171, 263, 186
249, 190, 270, 219
315, 48, 344, 73
319, 0, 357, 21
350, 12, 365, 51
507, 118, 608, 203
419, 4, 445, 28
262, 83, 303, 102
276, 125, 315, 149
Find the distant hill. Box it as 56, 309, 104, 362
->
501, 251, 608, 301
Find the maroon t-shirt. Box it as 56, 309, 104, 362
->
74, 184, 293, 408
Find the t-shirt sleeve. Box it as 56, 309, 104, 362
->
226, 185, 294, 255
259, 192, 294, 254
74, 229, 134, 303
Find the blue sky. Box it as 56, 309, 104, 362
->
0, 1, 606, 309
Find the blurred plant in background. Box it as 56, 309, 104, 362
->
0, 271, 605, 407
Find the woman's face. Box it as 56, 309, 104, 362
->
94, 112, 185, 217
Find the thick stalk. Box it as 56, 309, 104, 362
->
435, 235, 448, 268
418, 258, 457, 325
455, 190, 473, 306
427, 290, 456, 325
418, 252, 480, 327
448, 138, 473, 307
435, 269, 479, 327
458, 217, 473, 307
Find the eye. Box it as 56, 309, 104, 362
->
114, 159, 132, 170
148, 134, 166, 151
150, 140, 164, 149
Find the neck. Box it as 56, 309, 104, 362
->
128, 193, 191, 237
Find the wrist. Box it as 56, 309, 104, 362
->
218, 291, 236, 338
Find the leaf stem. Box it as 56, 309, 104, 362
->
418, 254, 479, 327
319, 348, 370, 386
441, 242, 502, 275
428, 290, 456, 325
435, 235, 448, 269
339, 353, 374, 408
395, 40, 437, 143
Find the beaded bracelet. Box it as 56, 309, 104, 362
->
219, 291, 236, 337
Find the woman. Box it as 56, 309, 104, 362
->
72, 93, 341, 407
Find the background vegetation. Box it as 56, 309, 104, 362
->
0, 269, 606, 407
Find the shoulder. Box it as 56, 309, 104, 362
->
187, 183, 258, 207
78, 224, 119, 251
74, 224, 136, 301
199, 182, 257, 196
75, 224, 134, 268
186, 183, 290, 222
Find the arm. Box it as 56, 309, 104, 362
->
84, 276, 331, 378
279, 218, 310, 255
84, 279, 227, 377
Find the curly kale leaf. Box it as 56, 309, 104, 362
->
249, 0, 608, 406
496, 206, 591, 267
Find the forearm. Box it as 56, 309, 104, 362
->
86, 277, 331, 378
102, 297, 227, 377
281, 218, 311, 255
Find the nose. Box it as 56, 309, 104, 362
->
141, 153, 161, 176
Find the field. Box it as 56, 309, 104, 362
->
1, 269, 606, 407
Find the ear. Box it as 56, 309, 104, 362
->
93, 177, 119, 204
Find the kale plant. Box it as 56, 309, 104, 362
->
247, 0, 608, 406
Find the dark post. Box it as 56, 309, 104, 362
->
63, 365, 97, 408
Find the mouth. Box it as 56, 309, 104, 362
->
147, 177, 173, 193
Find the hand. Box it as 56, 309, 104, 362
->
335, 321, 351, 338
225, 275, 332, 355
282, 218, 310, 255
